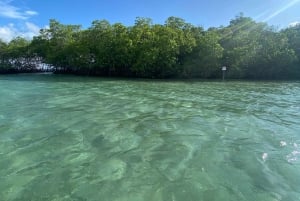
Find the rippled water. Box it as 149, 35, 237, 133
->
0, 74, 300, 201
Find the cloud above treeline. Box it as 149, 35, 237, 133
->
0, 0, 41, 42
289, 21, 300, 27
0, 22, 40, 42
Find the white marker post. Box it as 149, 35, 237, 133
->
222, 66, 227, 80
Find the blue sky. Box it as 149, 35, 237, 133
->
1, 0, 300, 41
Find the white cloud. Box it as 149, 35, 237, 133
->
0, 0, 38, 19
0, 24, 16, 42
289, 21, 300, 27
0, 22, 41, 42
0, 1, 40, 42
25, 10, 38, 16
25, 22, 40, 33
22, 22, 40, 38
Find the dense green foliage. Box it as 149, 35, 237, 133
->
1, 15, 300, 79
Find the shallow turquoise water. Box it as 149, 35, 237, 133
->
0, 74, 300, 201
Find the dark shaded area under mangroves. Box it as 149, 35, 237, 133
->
1, 14, 300, 79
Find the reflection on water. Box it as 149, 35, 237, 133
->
0, 74, 300, 201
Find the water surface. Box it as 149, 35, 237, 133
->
0, 74, 300, 201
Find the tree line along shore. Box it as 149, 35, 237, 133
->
1, 14, 300, 79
